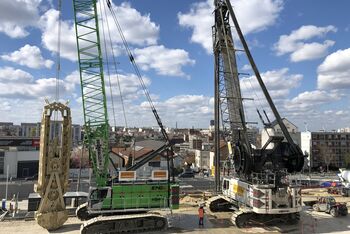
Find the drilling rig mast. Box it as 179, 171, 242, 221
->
210, 0, 305, 227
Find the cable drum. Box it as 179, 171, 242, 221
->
233, 144, 252, 175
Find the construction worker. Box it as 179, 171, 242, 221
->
14, 195, 18, 215
198, 204, 204, 227
11, 194, 16, 217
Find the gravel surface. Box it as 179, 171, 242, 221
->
2, 189, 350, 234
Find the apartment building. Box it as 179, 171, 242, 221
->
311, 132, 350, 169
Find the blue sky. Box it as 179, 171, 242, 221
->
0, 0, 349, 131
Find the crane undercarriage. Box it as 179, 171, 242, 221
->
75, 180, 178, 233
208, 175, 302, 227
80, 213, 168, 234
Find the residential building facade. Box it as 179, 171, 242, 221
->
311, 132, 350, 169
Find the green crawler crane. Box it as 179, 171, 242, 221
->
72, 0, 179, 233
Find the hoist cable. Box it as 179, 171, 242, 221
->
102, 0, 128, 129
243, 75, 270, 132
98, 0, 117, 129
247, 76, 267, 114
55, 0, 62, 103
53, 0, 62, 137
106, 0, 168, 142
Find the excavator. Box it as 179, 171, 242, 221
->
71, 0, 178, 233
209, 0, 305, 227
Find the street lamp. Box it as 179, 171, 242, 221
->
5, 164, 9, 201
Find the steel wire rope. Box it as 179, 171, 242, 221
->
106, 0, 168, 142
243, 74, 271, 137
235, 54, 254, 130
98, 0, 117, 129
236, 53, 268, 116
53, 0, 62, 138
234, 49, 251, 128
240, 77, 253, 128
245, 77, 272, 137
246, 76, 266, 113
101, 0, 128, 129
55, 0, 62, 103
236, 52, 263, 126
232, 21, 269, 131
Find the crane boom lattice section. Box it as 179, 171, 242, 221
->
73, 0, 109, 186
213, 1, 246, 143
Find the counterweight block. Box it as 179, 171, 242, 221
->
34, 102, 72, 230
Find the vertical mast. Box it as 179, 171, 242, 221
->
214, 0, 247, 144
73, 0, 110, 186
213, 0, 252, 187
224, 0, 296, 148
214, 47, 221, 192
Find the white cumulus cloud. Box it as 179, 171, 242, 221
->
241, 68, 303, 100
0, 66, 73, 99
274, 25, 337, 62
138, 94, 213, 127
317, 48, 350, 89
39, 1, 160, 61
102, 1, 159, 46
134, 45, 195, 78
290, 40, 335, 62
0, 66, 33, 83
285, 90, 341, 111
178, 0, 283, 53
1, 44, 53, 69
0, 0, 42, 38
40, 9, 77, 61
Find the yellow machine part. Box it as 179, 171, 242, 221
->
34, 102, 72, 230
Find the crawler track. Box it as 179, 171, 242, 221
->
231, 211, 300, 228
207, 196, 232, 212
231, 211, 253, 228
81, 213, 168, 234
76, 203, 91, 221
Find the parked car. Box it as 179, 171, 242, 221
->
178, 171, 195, 178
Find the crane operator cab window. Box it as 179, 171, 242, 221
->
223, 179, 230, 191
90, 188, 108, 206
328, 197, 336, 204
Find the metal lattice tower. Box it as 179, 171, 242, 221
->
213, 0, 246, 144
213, 0, 252, 192
73, 0, 109, 186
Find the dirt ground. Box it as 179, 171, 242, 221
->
1, 188, 350, 234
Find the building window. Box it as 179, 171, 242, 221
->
148, 161, 160, 167
0, 151, 4, 174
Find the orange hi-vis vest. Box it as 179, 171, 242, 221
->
198, 208, 204, 218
